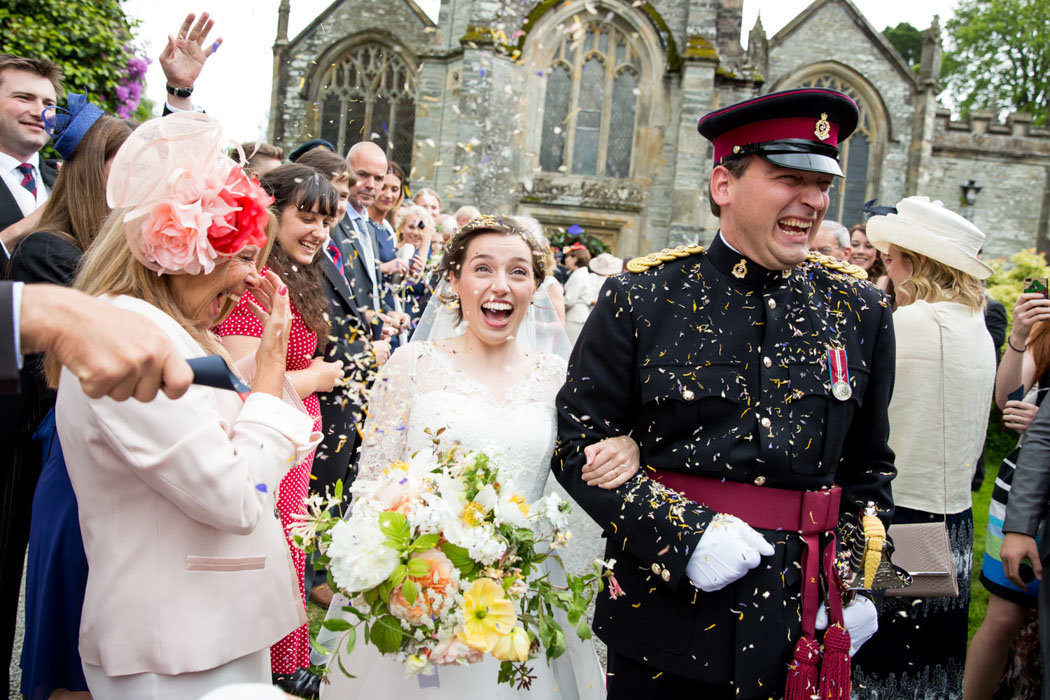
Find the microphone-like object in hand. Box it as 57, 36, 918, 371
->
395, 244, 416, 283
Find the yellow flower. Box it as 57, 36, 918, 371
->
509, 494, 529, 517
491, 625, 530, 662
383, 460, 410, 475
458, 578, 517, 652
461, 501, 488, 527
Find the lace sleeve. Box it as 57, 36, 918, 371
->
357, 343, 422, 480
532, 352, 568, 403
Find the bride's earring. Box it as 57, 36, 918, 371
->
445, 295, 460, 310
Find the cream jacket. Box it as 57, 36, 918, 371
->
888, 299, 995, 514
56, 295, 320, 677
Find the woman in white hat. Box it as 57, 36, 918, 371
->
851, 196, 996, 698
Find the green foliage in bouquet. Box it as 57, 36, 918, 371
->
291, 443, 617, 689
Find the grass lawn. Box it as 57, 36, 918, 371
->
970, 457, 997, 642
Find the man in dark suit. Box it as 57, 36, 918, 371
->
0, 55, 62, 267
553, 89, 896, 698
341, 141, 410, 340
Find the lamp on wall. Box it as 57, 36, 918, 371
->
960, 179, 982, 221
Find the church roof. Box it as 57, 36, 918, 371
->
769, 0, 919, 88
287, 0, 436, 48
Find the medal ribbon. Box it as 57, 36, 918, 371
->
827, 346, 849, 389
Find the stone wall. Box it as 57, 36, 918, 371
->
929, 109, 1050, 258
273, 0, 435, 152
766, 1, 917, 209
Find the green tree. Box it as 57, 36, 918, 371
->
942, 0, 1050, 125
0, 0, 146, 117
883, 22, 923, 70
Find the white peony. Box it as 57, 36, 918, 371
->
475, 483, 531, 529
327, 504, 400, 592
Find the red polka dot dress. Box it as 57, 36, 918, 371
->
214, 267, 320, 675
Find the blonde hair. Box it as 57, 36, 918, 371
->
397, 204, 434, 243
413, 187, 441, 211
892, 245, 985, 312
44, 208, 275, 385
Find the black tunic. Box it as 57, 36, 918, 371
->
552, 234, 897, 698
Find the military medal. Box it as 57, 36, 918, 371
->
827, 346, 852, 400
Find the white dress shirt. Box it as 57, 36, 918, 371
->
347, 205, 381, 311
0, 150, 49, 216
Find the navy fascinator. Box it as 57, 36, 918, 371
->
42, 94, 105, 160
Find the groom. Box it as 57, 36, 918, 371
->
553, 88, 897, 698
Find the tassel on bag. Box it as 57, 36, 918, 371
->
818, 624, 852, 700
785, 635, 821, 700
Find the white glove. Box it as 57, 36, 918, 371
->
686, 513, 775, 592
815, 595, 878, 656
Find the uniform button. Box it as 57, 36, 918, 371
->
767, 298, 776, 310
763, 356, 772, 368
754, 476, 767, 486
661, 569, 671, 582
652, 563, 661, 575
760, 417, 771, 429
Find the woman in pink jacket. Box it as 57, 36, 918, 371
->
53, 113, 320, 699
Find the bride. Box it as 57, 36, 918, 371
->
320, 216, 637, 698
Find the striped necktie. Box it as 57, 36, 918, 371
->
16, 163, 36, 197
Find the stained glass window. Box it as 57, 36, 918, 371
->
606, 70, 638, 178
572, 57, 605, 175
314, 44, 416, 170
540, 65, 571, 172
538, 19, 642, 178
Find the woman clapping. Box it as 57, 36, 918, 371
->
53, 113, 320, 698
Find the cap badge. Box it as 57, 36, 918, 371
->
732, 259, 748, 279
815, 113, 831, 141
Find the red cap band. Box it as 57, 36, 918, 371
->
712, 116, 840, 164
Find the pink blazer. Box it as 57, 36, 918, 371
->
56, 295, 321, 677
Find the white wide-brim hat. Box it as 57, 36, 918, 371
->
589, 252, 624, 276
866, 196, 993, 280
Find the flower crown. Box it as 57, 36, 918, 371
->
106, 112, 273, 276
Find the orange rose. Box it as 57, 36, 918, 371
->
389, 548, 459, 625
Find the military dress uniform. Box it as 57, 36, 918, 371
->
552, 89, 898, 699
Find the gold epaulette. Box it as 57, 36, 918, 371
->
626, 245, 706, 273
805, 250, 868, 280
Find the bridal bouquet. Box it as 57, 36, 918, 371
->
293, 440, 615, 688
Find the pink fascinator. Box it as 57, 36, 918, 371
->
106, 112, 272, 275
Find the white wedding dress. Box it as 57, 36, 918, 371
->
320, 340, 606, 699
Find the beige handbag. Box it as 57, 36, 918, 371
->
884, 311, 960, 598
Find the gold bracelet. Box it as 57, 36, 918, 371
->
1008, 338, 1026, 353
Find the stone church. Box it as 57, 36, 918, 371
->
268, 0, 1050, 259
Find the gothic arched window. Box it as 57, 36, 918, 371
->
538, 21, 641, 178
794, 73, 880, 228
315, 44, 416, 169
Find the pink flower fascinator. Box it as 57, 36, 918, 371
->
106, 112, 273, 275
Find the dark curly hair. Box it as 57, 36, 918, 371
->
257, 164, 338, 336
